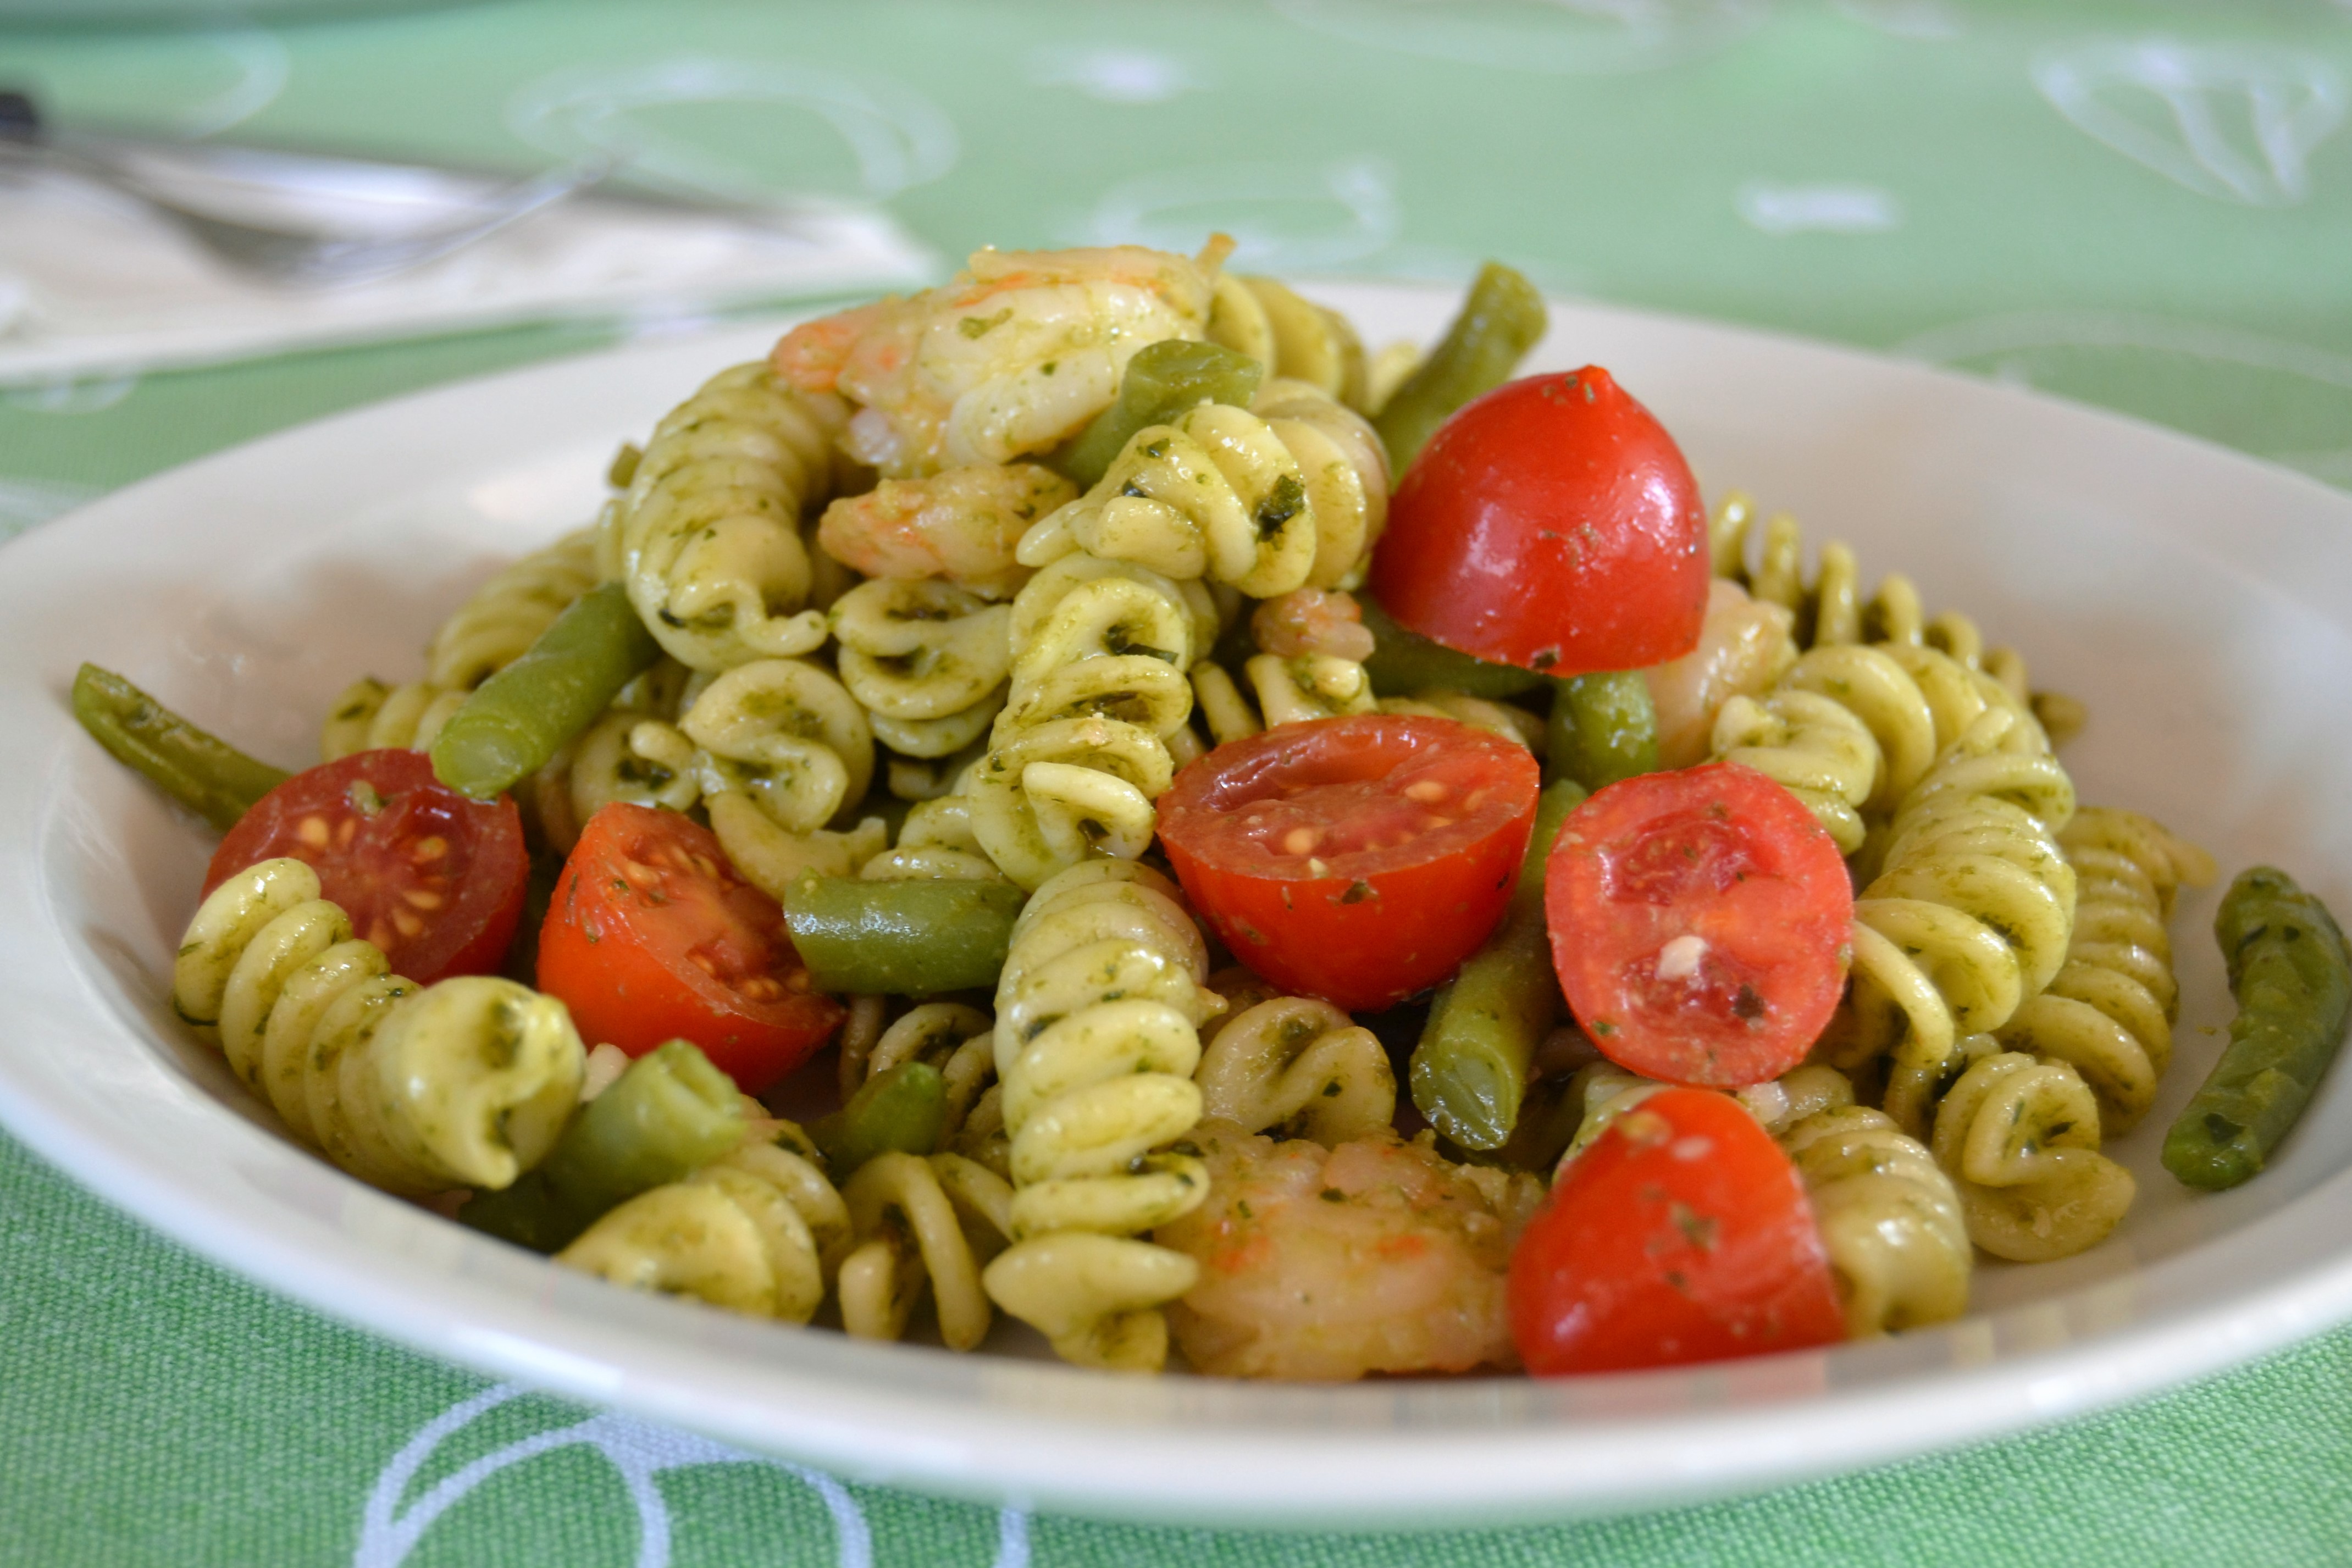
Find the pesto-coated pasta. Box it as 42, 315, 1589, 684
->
1781, 1105, 1972, 1336
837, 1150, 1014, 1350
1207, 273, 1371, 413
1995, 807, 2215, 1132
1194, 994, 1396, 1146
982, 861, 1223, 1370
1929, 1048, 2135, 1261
175, 859, 583, 1194
611, 362, 840, 672
557, 1132, 853, 1323
831, 578, 1014, 760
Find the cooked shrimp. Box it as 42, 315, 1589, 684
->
1155, 1119, 1541, 1381
770, 244, 1221, 477
1250, 587, 1376, 662
816, 463, 1075, 596
1646, 578, 1797, 768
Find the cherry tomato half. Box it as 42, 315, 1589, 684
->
1508, 1087, 1845, 1375
537, 802, 842, 1093
1157, 713, 1540, 1011
1546, 762, 1851, 1089
1368, 367, 1708, 675
204, 747, 526, 984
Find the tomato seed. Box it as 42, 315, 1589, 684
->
335, 818, 357, 847
411, 835, 449, 862
366, 918, 394, 949
403, 889, 443, 911
1403, 780, 1448, 803
392, 909, 424, 938
1282, 827, 1321, 855
296, 816, 331, 849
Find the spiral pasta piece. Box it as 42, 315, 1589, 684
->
559, 1134, 854, 1322
320, 678, 469, 763
831, 578, 1014, 760
1929, 1049, 2134, 1261
1780, 1105, 1972, 1336
614, 362, 843, 672
982, 862, 1223, 1370
1849, 706, 2078, 1135
175, 859, 584, 1194
1994, 807, 2215, 1133
1207, 273, 1371, 412
837, 1151, 1015, 1351
1194, 995, 1397, 1146
967, 555, 1217, 890
1016, 380, 1386, 599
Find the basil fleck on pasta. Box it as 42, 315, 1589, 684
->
176, 858, 584, 1195
982, 861, 1224, 1371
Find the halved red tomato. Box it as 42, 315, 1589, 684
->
1545, 762, 1851, 1089
204, 747, 526, 984
537, 802, 841, 1093
1509, 1087, 1845, 1375
1368, 367, 1708, 674
1156, 713, 1540, 1011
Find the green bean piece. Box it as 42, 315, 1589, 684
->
429, 581, 661, 800
1410, 780, 1587, 1149
1359, 596, 1547, 701
463, 1038, 746, 1252
784, 875, 1025, 995
810, 1060, 948, 1178
71, 663, 289, 832
1546, 671, 1659, 792
1048, 339, 1264, 489
2162, 867, 2352, 1191
1373, 261, 1548, 473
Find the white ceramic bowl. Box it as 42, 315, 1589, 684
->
6, 284, 2352, 1527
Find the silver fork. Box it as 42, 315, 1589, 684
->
0, 89, 616, 288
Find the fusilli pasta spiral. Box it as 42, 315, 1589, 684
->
175, 859, 584, 1195
1780, 1105, 1973, 1335
1194, 994, 1397, 1146
1929, 1048, 2134, 1261
831, 578, 1014, 760
1993, 807, 2215, 1132
1207, 273, 1371, 413
559, 1131, 853, 1322
981, 861, 1223, 1370
613, 362, 843, 672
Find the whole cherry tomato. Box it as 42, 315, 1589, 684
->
1156, 713, 1540, 1011
536, 803, 842, 1093
1509, 1087, 1845, 1375
1546, 762, 1852, 1089
1368, 367, 1709, 674
204, 748, 526, 984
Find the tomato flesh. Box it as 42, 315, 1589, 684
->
204, 748, 526, 984
1369, 367, 1708, 674
536, 802, 842, 1093
1509, 1087, 1845, 1375
1546, 762, 1851, 1089
1158, 714, 1540, 1011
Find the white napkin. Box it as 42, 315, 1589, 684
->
0, 164, 934, 386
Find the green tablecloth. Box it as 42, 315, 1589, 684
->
6, 2, 2352, 1561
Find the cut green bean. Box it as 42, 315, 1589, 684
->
71, 663, 288, 832
811, 1060, 947, 1178
1410, 779, 1587, 1149
429, 581, 661, 800
1049, 339, 1264, 489
1546, 672, 1659, 793
1373, 261, 1548, 473
1359, 596, 1547, 701
463, 1038, 746, 1252
2163, 866, 2352, 1191
784, 875, 1024, 995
